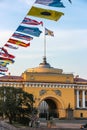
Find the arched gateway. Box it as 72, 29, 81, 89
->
37, 95, 65, 119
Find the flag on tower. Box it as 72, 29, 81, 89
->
45, 28, 54, 36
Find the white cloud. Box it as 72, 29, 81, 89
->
20, 0, 35, 5
50, 29, 87, 51
0, 30, 13, 46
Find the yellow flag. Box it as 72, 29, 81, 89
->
27, 6, 64, 21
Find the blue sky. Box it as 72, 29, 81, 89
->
0, 0, 87, 79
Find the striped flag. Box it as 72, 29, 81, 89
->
7, 38, 30, 47
0, 65, 8, 72
35, 0, 65, 8
12, 32, 33, 41
4, 43, 18, 49
22, 17, 43, 26
0, 72, 5, 75
0, 52, 15, 59
1, 47, 15, 59
0, 57, 15, 63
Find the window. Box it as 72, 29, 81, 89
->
85, 101, 87, 107
85, 91, 87, 95
79, 99, 82, 107
80, 113, 83, 118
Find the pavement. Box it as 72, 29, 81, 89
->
39, 118, 87, 129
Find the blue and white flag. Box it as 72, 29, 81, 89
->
16, 25, 42, 37
0, 72, 5, 75
12, 33, 33, 41
35, 0, 65, 8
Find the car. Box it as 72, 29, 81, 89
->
80, 123, 87, 129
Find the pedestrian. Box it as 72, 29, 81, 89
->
80, 125, 84, 129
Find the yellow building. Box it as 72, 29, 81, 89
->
0, 57, 87, 119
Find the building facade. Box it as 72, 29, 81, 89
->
0, 58, 87, 119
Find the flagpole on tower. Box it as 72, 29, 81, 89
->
43, 27, 54, 64
43, 27, 47, 64
44, 27, 46, 58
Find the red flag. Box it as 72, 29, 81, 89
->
22, 17, 43, 26
1, 47, 15, 59
12, 33, 33, 41
0, 57, 15, 63
7, 38, 30, 47
4, 43, 18, 49
0, 65, 8, 72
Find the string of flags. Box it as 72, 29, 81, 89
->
0, 0, 72, 75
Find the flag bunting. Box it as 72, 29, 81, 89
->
22, 17, 43, 26
0, 65, 8, 72
27, 6, 64, 21
12, 32, 33, 41
35, 0, 65, 8
4, 43, 19, 49
16, 25, 42, 37
7, 38, 30, 47
0, 57, 15, 64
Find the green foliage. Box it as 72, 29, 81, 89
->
0, 86, 34, 124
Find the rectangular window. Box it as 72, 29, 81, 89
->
85, 101, 87, 107
79, 100, 82, 107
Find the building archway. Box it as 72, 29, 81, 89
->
38, 96, 65, 119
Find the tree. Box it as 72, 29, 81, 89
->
0, 86, 34, 124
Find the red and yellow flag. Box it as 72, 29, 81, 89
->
7, 38, 30, 47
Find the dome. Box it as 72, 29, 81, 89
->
24, 57, 63, 74
39, 57, 51, 68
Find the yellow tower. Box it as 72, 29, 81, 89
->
22, 57, 75, 119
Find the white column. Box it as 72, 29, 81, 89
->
76, 90, 79, 108
82, 90, 85, 108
